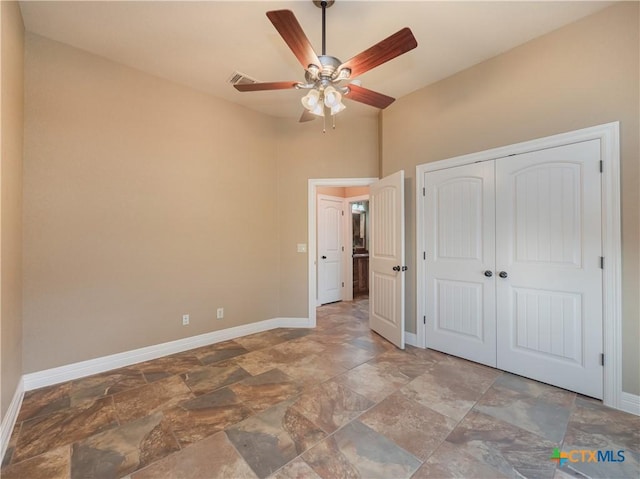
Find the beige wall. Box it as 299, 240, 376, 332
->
22, 33, 379, 374
382, 3, 640, 395
315, 186, 369, 198
317, 186, 346, 197
1, 1, 24, 419
276, 117, 379, 318
345, 186, 369, 198
22, 34, 280, 373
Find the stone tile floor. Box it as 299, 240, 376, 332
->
2, 298, 639, 478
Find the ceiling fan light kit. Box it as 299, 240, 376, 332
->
302, 85, 345, 117
233, 0, 418, 131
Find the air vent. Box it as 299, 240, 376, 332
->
227, 71, 258, 85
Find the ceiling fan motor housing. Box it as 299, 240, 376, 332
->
305, 55, 348, 87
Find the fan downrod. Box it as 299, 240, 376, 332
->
313, 0, 334, 56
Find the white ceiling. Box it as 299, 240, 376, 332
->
19, 1, 612, 119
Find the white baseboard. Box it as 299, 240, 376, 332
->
619, 392, 640, 416
23, 317, 310, 392
405, 332, 418, 347
1, 376, 24, 462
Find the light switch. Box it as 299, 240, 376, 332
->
297, 243, 307, 253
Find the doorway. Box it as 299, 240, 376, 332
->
308, 178, 377, 327
315, 188, 371, 305
349, 197, 370, 300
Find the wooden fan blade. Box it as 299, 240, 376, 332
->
299, 110, 317, 123
344, 84, 395, 109
234, 81, 300, 92
267, 10, 321, 72
338, 28, 417, 79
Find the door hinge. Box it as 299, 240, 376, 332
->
600, 353, 605, 366
342, 210, 344, 216
422, 187, 426, 197
600, 160, 603, 173
342, 282, 344, 287
423, 316, 426, 324
600, 256, 604, 269
423, 251, 426, 260
342, 246, 344, 252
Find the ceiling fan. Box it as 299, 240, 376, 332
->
233, 0, 418, 129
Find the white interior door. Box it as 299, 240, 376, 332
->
318, 195, 343, 305
369, 171, 405, 348
425, 162, 497, 366
495, 140, 603, 398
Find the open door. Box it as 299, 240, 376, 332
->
369, 170, 405, 348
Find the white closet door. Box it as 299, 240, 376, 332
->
425, 162, 497, 366
495, 140, 603, 398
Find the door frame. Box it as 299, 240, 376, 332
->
416, 122, 622, 410
308, 178, 378, 327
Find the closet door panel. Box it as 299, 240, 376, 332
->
425, 161, 496, 366
495, 139, 603, 398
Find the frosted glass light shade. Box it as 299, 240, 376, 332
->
301, 89, 320, 110
330, 102, 346, 115
310, 103, 324, 116
323, 86, 342, 107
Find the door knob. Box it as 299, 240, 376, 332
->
321, 255, 327, 259
484, 270, 493, 277
499, 271, 508, 278
392, 265, 401, 271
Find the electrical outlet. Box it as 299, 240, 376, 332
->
216, 308, 224, 319
182, 314, 189, 326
